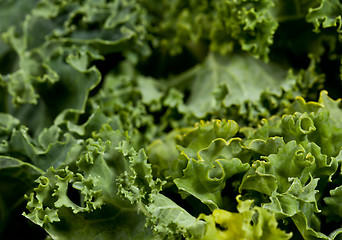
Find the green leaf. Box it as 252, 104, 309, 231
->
6, 125, 83, 171
146, 193, 206, 240
173, 120, 249, 210
177, 119, 240, 159
147, 129, 185, 182
169, 53, 294, 119
142, 0, 278, 59
117, 139, 206, 239
0, 0, 39, 68
306, 0, 342, 35
23, 125, 156, 239
241, 141, 338, 195
0, 113, 20, 143
199, 195, 292, 240
286, 91, 342, 157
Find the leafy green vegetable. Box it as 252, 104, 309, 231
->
1, 0, 342, 239
199, 195, 292, 240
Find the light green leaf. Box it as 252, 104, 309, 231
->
177, 119, 240, 159
199, 195, 292, 240
306, 0, 342, 35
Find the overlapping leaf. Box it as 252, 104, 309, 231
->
1, 0, 342, 239
117, 140, 206, 240
173, 120, 250, 210
199, 195, 292, 240
23, 125, 156, 239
